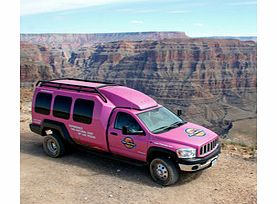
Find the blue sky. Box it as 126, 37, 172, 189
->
20, 0, 257, 37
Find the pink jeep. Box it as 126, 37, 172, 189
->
30, 78, 220, 186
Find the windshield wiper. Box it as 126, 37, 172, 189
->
152, 121, 185, 133
152, 126, 171, 133
170, 121, 185, 128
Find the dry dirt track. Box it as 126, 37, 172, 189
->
21, 125, 256, 204
20, 88, 256, 203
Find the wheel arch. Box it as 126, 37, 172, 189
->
41, 119, 75, 145
147, 146, 178, 163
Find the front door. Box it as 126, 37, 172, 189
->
108, 110, 149, 161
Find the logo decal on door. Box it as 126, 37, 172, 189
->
121, 137, 136, 149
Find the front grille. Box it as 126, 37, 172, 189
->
199, 138, 218, 156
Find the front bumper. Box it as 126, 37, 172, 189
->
178, 144, 221, 172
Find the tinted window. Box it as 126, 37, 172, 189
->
53, 95, 72, 119
73, 99, 94, 124
35, 92, 52, 115
115, 112, 142, 132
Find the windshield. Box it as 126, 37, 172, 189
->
137, 107, 186, 133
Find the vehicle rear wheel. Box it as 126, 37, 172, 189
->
149, 157, 179, 186
43, 134, 65, 158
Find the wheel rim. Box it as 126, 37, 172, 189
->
152, 162, 169, 181
47, 138, 58, 155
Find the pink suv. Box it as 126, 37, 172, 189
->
30, 78, 220, 186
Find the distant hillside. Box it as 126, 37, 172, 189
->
207, 36, 257, 42
20, 32, 189, 48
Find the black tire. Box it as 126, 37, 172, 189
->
149, 157, 179, 186
43, 134, 65, 158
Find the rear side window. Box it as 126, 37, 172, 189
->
53, 95, 72, 119
35, 92, 52, 115
73, 99, 94, 124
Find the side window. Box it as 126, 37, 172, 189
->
73, 99, 94, 124
115, 112, 143, 132
53, 95, 72, 119
34, 92, 52, 115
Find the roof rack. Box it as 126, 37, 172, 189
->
35, 78, 119, 103
52, 78, 118, 87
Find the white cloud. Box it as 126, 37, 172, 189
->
131, 20, 143, 24
135, 9, 156, 13
167, 10, 190, 14
115, 8, 134, 12
116, 8, 156, 13
193, 23, 204, 27
21, 0, 144, 16
227, 1, 256, 6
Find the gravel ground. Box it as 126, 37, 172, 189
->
20, 89, 256, 204
21, 127, 256, 204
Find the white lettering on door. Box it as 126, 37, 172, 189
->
69, 124, 96, 139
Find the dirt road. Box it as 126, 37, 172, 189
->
20, 89, 256, 204
20, 127, 256, 204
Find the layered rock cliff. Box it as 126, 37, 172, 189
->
20, 33, 257, 135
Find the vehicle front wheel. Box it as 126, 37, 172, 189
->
149, 157, 179, 186
43, 134, 65, 158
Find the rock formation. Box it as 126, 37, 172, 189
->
20, 33, 257, 135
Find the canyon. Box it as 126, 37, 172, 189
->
20, 32, 257, 136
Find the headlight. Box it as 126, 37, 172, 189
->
176, 148, 196, 158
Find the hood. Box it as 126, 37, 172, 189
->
153, 122, 218, 148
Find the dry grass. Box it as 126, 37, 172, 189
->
220, 139, 256, 160
20, 88, 33, 102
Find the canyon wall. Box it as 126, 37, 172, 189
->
20, 33, 257, 134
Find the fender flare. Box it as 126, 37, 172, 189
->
41, 119, 75, 145
147, 146, 177, 163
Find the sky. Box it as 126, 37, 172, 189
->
20, 0, 257, 37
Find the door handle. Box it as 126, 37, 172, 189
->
110, 132, 118, 136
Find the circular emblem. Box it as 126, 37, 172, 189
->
121, 137, 136, 149
185, 128, 206, 137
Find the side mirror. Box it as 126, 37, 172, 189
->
177, 109, 182, 116
122, 126, 145, 135
122, 126, 128, 135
